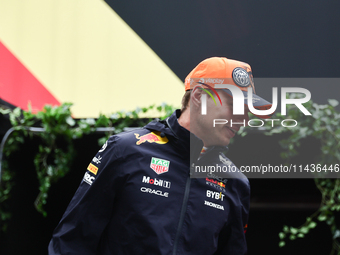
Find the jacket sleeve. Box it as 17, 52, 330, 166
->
214, 178, 250, 255
48, 136, 123, 255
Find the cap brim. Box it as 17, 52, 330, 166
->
222, 89, 274, 119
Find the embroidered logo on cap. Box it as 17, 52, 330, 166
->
232, 67, 250, 87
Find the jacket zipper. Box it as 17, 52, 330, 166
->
172, 175, 191, 255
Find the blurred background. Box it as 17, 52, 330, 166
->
1, 0, 340, 254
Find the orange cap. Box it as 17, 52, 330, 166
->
185, 57, 274, 119
185, 57, 255, 92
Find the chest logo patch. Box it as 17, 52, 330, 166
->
87, 163, 98, 175
150, 157, 170, 174
135, 131, 168, 145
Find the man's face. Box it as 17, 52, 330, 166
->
193, 90, 249, 147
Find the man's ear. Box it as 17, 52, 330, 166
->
191, 87, 202, 108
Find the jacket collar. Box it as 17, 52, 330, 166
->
144, 110, 229, 165
144, 110, 203, 164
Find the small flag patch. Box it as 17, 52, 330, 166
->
87, 163, 98, 175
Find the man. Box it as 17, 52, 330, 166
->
49, 57, 272, 254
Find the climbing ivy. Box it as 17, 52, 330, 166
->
253, 96, 340, 254
0, 102, 176, 231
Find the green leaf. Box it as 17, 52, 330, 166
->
333, 230, 340, 240
47, 166, 53, 176
290, 227, 298, 234
328, 99, 339, 107
66, 116, 76, 126
283, 225, 289, 233
279, 241, 285, 247
13, 107, 21, 117
318, 215, 327, 221
289, 235, 296, 240
279, 232, 286, 239
85, 118, 96, 125
326, 216, 334, 226
0, 108, 11, 115
320, 205, 328, 211
309, 221, 317, 229
300, 227, 309, 234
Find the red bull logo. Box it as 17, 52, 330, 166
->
134, 131, 168, 145
217, 181, 226, 188
206, 178, 226, 188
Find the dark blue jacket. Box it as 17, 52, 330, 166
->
48, 110, 250, 255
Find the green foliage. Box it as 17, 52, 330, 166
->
254, 95, 340, 254
0, 102, 176, 230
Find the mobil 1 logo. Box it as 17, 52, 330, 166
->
142, 176, 171, 189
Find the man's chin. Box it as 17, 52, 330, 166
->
219, 137, 231, 147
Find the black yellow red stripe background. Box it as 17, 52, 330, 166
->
0, 0, 183, 117
1, 0, 340, 118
